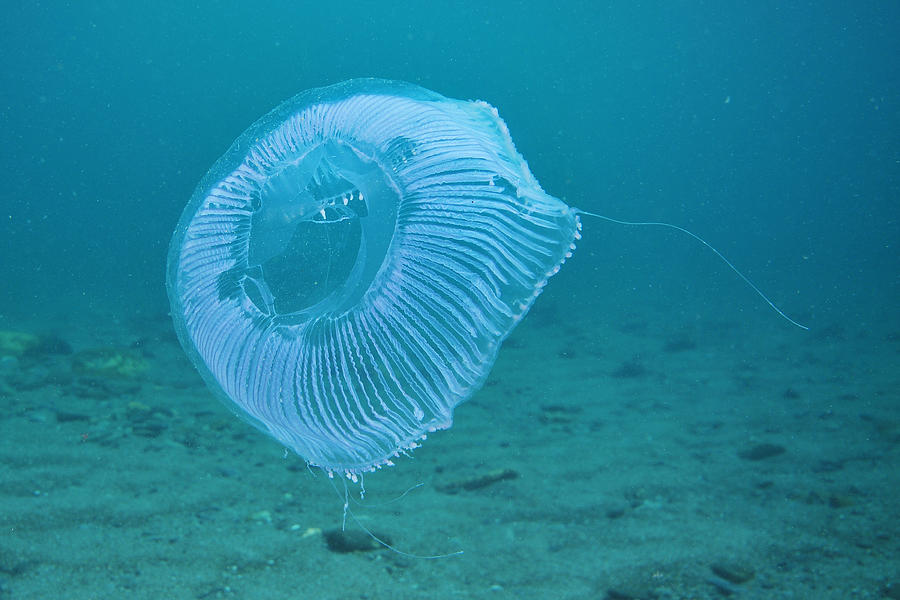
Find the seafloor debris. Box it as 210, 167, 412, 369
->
737, 443, 786, 461
322, 528, 392, 553
71, 348, 148, 379
436, 468, 519, 494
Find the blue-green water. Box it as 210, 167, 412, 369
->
2, 2, 897, 324
1, 3, 897, 599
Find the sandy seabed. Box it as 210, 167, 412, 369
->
1, 299, 898, 600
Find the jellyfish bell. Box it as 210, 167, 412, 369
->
167, 79, 579, 477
